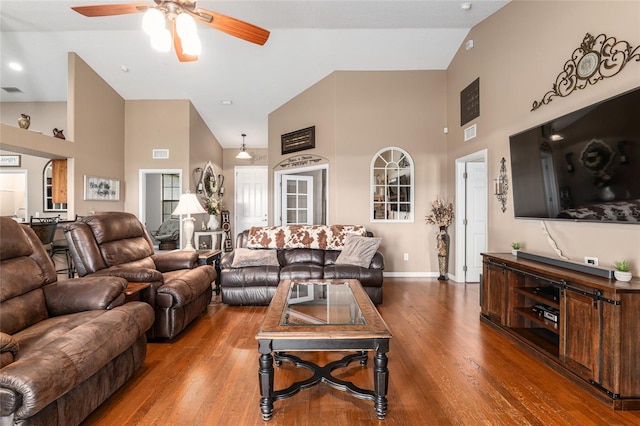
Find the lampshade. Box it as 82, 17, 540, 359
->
172, 192, 206, 216
236, 150, 252, 160
236, 133, 252, 159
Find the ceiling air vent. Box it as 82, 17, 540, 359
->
152, 149, 169, 159
2, 87, 22, 93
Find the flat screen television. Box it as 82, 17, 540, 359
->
509, 86, 640, 224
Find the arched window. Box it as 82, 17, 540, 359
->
371, 147, 414, 222
43, 160, 67, 212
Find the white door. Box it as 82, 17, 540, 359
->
235, 166, 268, 234
281, 175, 314, 225
465, 162, 487, 282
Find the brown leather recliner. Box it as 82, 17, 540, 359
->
64, 212, 216, 339
0, 217, 155, 426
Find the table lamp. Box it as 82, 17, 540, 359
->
172, 191, 206, 251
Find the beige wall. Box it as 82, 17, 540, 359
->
0, 102, 67, 136
269, 71, 448, 273
123, 100, 224, 226
268, 1, 640, 275
69, 53, 126, 215
446, 0, 640, 273
124, 100, 190, 215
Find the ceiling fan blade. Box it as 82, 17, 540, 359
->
71, 3, 151, 17
192, 8, 270, 46
171, 20, 198, 63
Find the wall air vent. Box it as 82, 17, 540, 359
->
2, 87, 22, 93
152, 149, 169, 159
464, 124, 477, 141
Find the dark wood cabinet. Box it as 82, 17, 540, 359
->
481, 260, 507, 325
481, 253, 640, 410
562, 284, 601, 381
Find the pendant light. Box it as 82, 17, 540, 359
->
236, 133, 252, 159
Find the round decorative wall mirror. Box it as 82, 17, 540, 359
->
202, 161, 217, 198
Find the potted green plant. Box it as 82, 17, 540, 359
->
614, 259, 632, 282
511, 242, 521, 256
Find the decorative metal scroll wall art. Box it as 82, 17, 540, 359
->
531, 33, 640, 111
494, 157, 508, 213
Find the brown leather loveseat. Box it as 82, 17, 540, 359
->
220, 225, 384, 305
64, 212, 216, 339
0, 217, 155, 426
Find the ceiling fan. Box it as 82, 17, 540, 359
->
71, 1, 270, 62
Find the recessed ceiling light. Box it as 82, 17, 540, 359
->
221, 100, 233, 105
8, 62, 23, 72
461, 3, 472, 11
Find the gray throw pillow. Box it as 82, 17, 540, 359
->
335, 235, 382, 268
231, 248, 280, 268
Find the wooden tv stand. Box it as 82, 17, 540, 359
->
481, 252, 640, 410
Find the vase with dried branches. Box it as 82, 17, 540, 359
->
426, 199, 454, 280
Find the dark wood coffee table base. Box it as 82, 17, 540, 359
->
256, 280, 392, 421
257, 340, 390, 421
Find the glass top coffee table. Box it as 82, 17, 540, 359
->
255, 279, 392, 421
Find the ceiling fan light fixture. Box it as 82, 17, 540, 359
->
176, 13, 197, 38
182, 34, 202, 56
142, 8, 165, 35
151, 27, 172, 52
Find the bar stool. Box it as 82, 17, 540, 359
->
51, 236, 75, 278
29, 216, 57, 254
30, 215, 74, 278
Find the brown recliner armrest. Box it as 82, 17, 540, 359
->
0, 333, 19, 369
88, 266, 163, 283
152, 250, 197, 272
43, 276, 128, 316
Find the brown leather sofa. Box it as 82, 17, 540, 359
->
0, 217, 155, 426
64, 212, 216, 339
220, 227, 384, 305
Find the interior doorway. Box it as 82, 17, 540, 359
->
234, 166, 269, 235
0, 169, 27, 221
455, 150, 487, 282
274, 164, 328, 226
138, 168, 182, 242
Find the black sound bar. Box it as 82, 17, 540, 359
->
517, 251, 614, 279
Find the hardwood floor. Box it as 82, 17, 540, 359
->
83, 279, 640, 425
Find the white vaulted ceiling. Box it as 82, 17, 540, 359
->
0, 0, 509, 148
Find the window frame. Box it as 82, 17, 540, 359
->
43, 160, 67, 212
370, 147, 414, 223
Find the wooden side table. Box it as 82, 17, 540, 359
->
124, 282, 152, 305
197, 249, 222, 295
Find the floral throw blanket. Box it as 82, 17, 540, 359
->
246, 225, 367, 250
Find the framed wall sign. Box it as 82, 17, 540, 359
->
281, 126, 315, 155
0, 155, 21, 167
84, 175, 120, 201
460, 78, 480, 126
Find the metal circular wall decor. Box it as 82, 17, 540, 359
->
201, 161, 216, 199
531, 33, 640, 111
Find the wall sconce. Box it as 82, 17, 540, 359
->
194, 167, 203, 193
494, 157, 508, 213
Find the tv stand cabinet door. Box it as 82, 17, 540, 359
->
481, 261, 507, 325
562, 285, 601, 382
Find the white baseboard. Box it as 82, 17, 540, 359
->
383, 271, 463, 283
